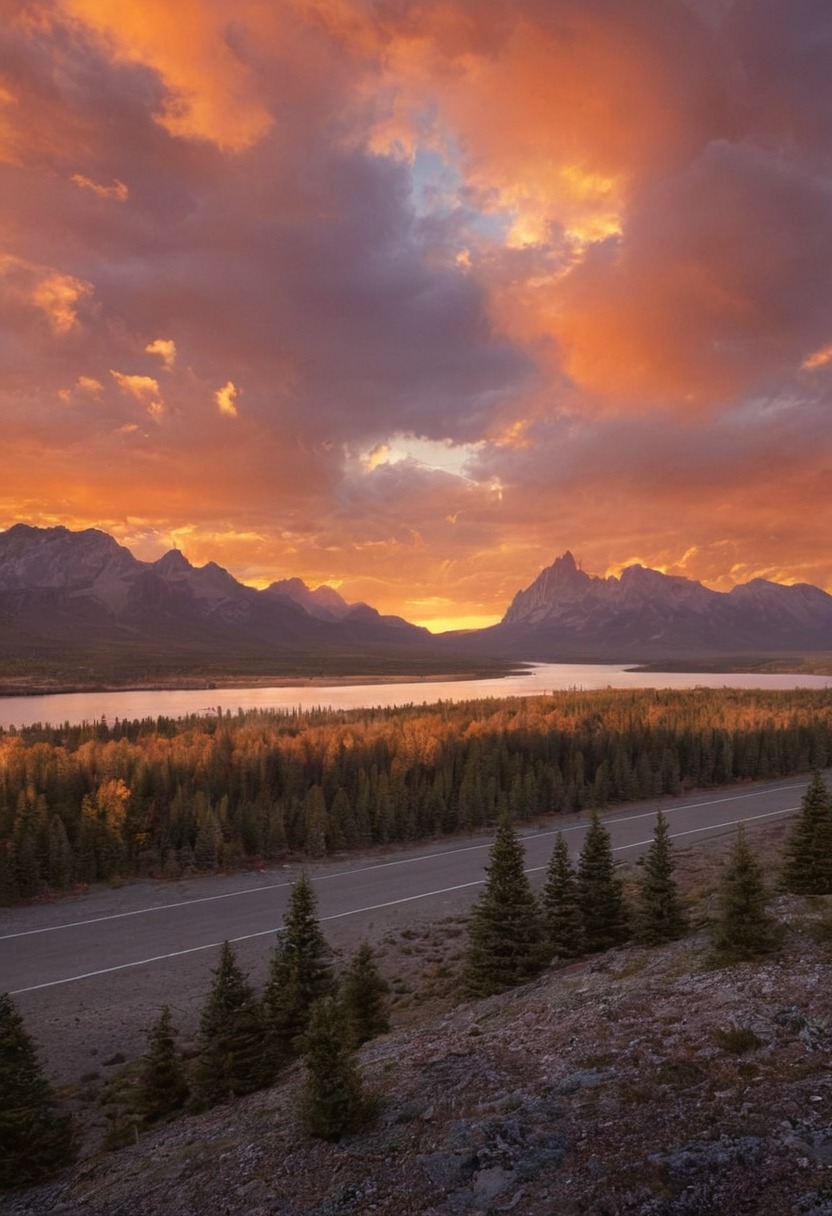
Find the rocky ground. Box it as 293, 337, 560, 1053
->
5, 826, 832, 1215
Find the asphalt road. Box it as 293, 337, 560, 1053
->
0, 772, 818, 1079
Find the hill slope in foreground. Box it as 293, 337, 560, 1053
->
8, 826, 832, 1216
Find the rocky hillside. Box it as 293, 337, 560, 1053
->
7, 826, 832, 1216
461, 551, 832, 660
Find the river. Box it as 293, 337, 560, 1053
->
1, 662, 831, 730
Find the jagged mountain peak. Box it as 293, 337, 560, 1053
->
0, 523, 138, 592
493, 550, 832, 659
0, 522, 125, 559
266, 577, 352, 620
547, 551, 586, 581
152, 549, 193, 576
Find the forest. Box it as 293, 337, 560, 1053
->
1, 686, 831, 904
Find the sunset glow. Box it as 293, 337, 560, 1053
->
2, 0, 831, 629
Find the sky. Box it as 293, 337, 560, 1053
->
2, 0, 832, 631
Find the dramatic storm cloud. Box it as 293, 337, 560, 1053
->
1, 0, 831, 628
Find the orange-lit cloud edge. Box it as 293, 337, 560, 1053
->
2, 0, 831, 631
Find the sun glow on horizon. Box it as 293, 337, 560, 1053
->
411, 612, 502, 634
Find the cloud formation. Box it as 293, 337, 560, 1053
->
1, 0, 831, 629
215, 380, 240, 418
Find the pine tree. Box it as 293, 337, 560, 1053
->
301, 997, 373, 1140
710, 824, 780, 963
576, 809, 629, 952
782, 771, 832, 894
634, 810, 688, 945
46, 816, 75, 891
341, 942, 390, 1046
137, 1006, 188, 1122
463, 816, 543, 998
0, 992, 77, 1189
0, 842, 19, 907
541, 832, 584, 961
192, 942, 266, 1109
262, 874, 336, 1072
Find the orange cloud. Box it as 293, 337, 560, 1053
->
0, 255, 92, 334
373, 5, 717, 245
214, 380, 240, 417
110, 370, 164, 418
359, 1, 751, 413
56, 0, 275, 150
0, 80, 19, 165
32, 273, 92, 334
802, 343, 832, 371
76, 376, 103, 395
145, 338, 176, 369
71, 173, 129, 201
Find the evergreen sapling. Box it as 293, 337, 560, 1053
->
301, 996, 373, 1140
710, 824, 780, 963
782, 771, 832, 895
137, 1005, 188, 1122
193, 941, 266, 1108
0, 992, 77, 1189
541, 832, 584, 961
263, 873, 336, 1072
635, 810, 688, 945
576, 809, 629, 952
463, 816, 544, 997
341, 941, 390, 1046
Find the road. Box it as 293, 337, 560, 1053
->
0, 773, 816, 1079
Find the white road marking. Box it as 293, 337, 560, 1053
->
0, 779, 807, 942
526, 804, 797, 872
8, 804, 797, 995
10, 878, 486, 994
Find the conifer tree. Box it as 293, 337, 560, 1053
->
710, 824, 780, 963
541, 832, 584, 961
300, 996, 373, 1140
782, 771, 832, 894
0, 992, 77, 1189
341, 942, 390, 1046
634, 810, 688, 945
576, 810, 629, 952
0, 842, 19, 907
262, 874, 336, 1072
137, 1006, 188, 1122
46, 817, 75, 891
463, 816, 543, 998
192, 942, 266, 1109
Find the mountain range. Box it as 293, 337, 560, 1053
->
0, 525, 830, 678
0, 524, 430, 673
463, 550, 832, 660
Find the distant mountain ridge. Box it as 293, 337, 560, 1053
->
1, 526, 830, 673
467, 550, 832, 659
0, 524, 429, 664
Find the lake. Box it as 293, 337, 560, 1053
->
1, 662, 831, 730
